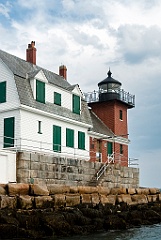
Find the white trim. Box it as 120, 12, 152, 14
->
20, 104, 92, 128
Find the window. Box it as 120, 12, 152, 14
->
78, 131, 85, 150
38, 121, 42, 134
36, 80, 45, 103
120, 144, 123, 154
66, 128, 74, 148
4, 117, 15, 148
107, 142, 113, 155
54, 92, 61, 106
119, 110, 123, 120
73, 94, 80, 114
0, 81, 6, 103
53, 125, 61, 152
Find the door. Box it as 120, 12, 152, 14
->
4, 117, 15, 148
107, 142, 113, 155
53, 125, 61, 152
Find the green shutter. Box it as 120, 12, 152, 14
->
0, 81, 6, 103
66, 128, 74, 148
54, 92, 61, 106
4, 117, 15, 148
73, 94, 80, 114
53, 125, 61, 152
78, 131, 85, 150
36, 80, 45, 103
107, 142, 113, 155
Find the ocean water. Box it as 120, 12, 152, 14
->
53, 224, 161, 240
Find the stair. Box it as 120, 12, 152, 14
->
87, 153, 114, 187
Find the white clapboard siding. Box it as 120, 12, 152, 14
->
0, 150, 16, 183
0, 109, 21, 149
20, 109, 90, 159
0, 59, 20, 112
46, 82, 72, 110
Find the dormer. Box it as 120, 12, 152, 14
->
28, 69, 48, 104
71, 84, 83, 115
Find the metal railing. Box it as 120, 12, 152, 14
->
0, 135, 139, 167
96, 153, 114, 180
83, 89, 135, 107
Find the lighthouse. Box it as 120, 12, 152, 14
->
87, 69, 135, 166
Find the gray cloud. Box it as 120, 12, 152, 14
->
116, 25, 161, 64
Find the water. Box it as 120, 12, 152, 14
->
52, 224, 161, 240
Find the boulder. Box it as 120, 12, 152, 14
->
0, 186, 6, 195
8, 183, 29, 196
127, 188, 136, 195
100, 194, 116, 205
66, 194, 80, 207
131, 194, 148, 204
17, 195, 33, 209
30, 184, 49, 196
53, 194, 66, 207
0, 196, 17, 209
47, 184, 70, 194
78, 186, 97, 194
91, 193, 100, 206
81, 194, 92, 204
34, 196, 53, 208
147, 194, 158, 203
97, 186, 111, 195
117, 194, 132, 205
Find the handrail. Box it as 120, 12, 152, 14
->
96, 153, 114, 180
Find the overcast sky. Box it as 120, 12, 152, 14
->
0, 0, 161, 188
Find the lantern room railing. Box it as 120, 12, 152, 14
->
83, 89, 135, 107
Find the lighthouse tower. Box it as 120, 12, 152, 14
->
88, 69, 135, 166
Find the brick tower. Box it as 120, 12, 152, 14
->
88, 69, 135, 166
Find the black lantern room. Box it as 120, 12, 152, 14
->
98, 69, 122, 102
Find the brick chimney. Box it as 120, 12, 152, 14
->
26, 41, 36, 65
59, 65, 67, 80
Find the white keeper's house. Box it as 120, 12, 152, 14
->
0, 41, 136, 184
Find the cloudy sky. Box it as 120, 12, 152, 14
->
0, 0, 161, 188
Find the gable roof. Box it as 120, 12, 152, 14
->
89, 110, 114, 138
0, 49, 92, 126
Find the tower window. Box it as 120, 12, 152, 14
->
119, 110, 123, 120
120, 144, 123, 154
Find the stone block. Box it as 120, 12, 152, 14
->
131, 194, 148, 204
100, 194, 116, 205
0, 186, 6, 195
30, 153, 39, 162
78, 186, 97, 194
69, 186, 78, 193
97, 186, 111, 195
53, 194, 66, 207
140, 188, 150, 195
16, 169, 30, 179
117, 194, 132, 204
149, 188, 159, 195
17, 159, 30, 169
0, 196, 17, 209
17, 195, 33, 209
47, 184, 70, 194
81, 194, 91, 204
30, 184, 49, 196
147, 194, 158, 203
17, 151, 31, 161
66, 194, 80, 206
136, 188, 142, 194
35, 196, 53, 208
158, 193, 161, 201
8, 183, 29, 196
91, 193, 100, 205
127, 188, 136, 195
110, 188, 123, 195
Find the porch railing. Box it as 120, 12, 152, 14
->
0, 135, 138, 167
